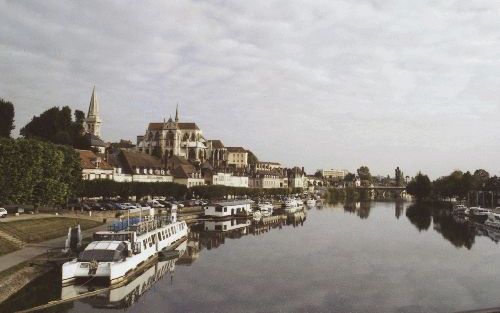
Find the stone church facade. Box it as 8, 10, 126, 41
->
137, 106, 208, 163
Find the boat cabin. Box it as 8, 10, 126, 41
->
204, 200, 253, 218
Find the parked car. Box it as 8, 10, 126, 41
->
80, 203, 92, 211
0, 208, 7, 218
114, 203, 127, 210
158, 200, 173, 208
90, 202, 106, 211
100, 201, 115, 210
148, 200, 165, 208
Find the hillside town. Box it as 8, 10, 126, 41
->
80, 88, 346, 190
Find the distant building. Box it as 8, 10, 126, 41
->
287, 167, 307, 189
107, 149, 172, 183
320, 169, 348, 180
78, 149, 114, 180
137, 105, 207, 163
249, 170, 286, 188
254, 161, 282, 172
210, 171, 249, 188
226, 147, 248, 168
206, 139, 227, 167
171, 164, 205, 187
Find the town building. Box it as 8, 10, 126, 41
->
137, 106, 207, 163
226, 147, 248, 168
107, 149, 172, 183
249, 170, 286, 188
166, 155, 205, 187
287, 167, 307, 189
320, 169, 348, 180
210, 171, 249, 188
253, 161, 282, 172
78, 149, 114, 180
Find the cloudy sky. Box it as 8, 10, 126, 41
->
1, 0, 499, 178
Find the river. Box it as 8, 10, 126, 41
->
2, 201, 500, 313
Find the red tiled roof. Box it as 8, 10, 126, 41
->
120, 150, 163, 169
77, 150, 113, 170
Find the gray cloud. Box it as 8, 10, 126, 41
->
1, 0, 500, 177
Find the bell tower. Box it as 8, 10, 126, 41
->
85, 86, 102, 137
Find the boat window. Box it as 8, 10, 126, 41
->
78, 243, 127, 262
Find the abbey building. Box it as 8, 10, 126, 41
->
136, 106, 208, 163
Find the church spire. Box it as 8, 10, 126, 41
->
175, 103, 179, 122
85, 86, 102, 138
88, 86, 99, 118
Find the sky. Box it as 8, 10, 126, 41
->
1, 0, 499, 178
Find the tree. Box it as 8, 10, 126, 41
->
0, 138, 82, 208
357, 166, 371, 186
473, 169, 490, 190
0, 98, 15, 138
395, 167, 402, 186
314, 170, 323, 178
406, 172, 432, 200
20, 106, 89, 149
344, 173, 356, 182
247, 150, 259, 165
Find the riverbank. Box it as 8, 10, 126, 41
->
0, 252, 56, 304
0, 220, 108, 305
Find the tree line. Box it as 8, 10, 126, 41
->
406, 169, 499, 202
0, 138, 82, 208
80, 180, 188, 200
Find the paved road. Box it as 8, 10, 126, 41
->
0, 223, 109, 273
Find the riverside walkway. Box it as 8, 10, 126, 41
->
0, 222, 108, 273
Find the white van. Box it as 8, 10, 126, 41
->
0, 208, 7, 218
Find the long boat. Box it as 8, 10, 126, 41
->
62, 210, 188, 286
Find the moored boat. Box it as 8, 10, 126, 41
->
469, 207, 491, 223
485, 210, 500, 230
62, 209, 188, 286
306, 199, 316, 207
257, 202, 274, 215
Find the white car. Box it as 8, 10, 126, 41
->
0, 208, 7, 218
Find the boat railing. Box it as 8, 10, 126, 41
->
108, 215, 174, 236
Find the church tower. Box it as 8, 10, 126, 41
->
85, 86, 102, 138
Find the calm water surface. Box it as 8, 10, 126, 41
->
3, 201, 500, 313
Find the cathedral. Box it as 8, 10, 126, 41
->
137, 106, 208, 163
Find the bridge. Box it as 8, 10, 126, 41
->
355, 186, 407, 199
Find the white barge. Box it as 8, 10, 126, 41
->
62, 209, 188, 286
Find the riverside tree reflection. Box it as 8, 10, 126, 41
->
343, 201, 371, 219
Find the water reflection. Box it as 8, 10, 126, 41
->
9, 203, 500, 313
343, 201, 371, 219
406, 203, 432, 231
191, 209, 307, 252
404, 202, 500, 249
